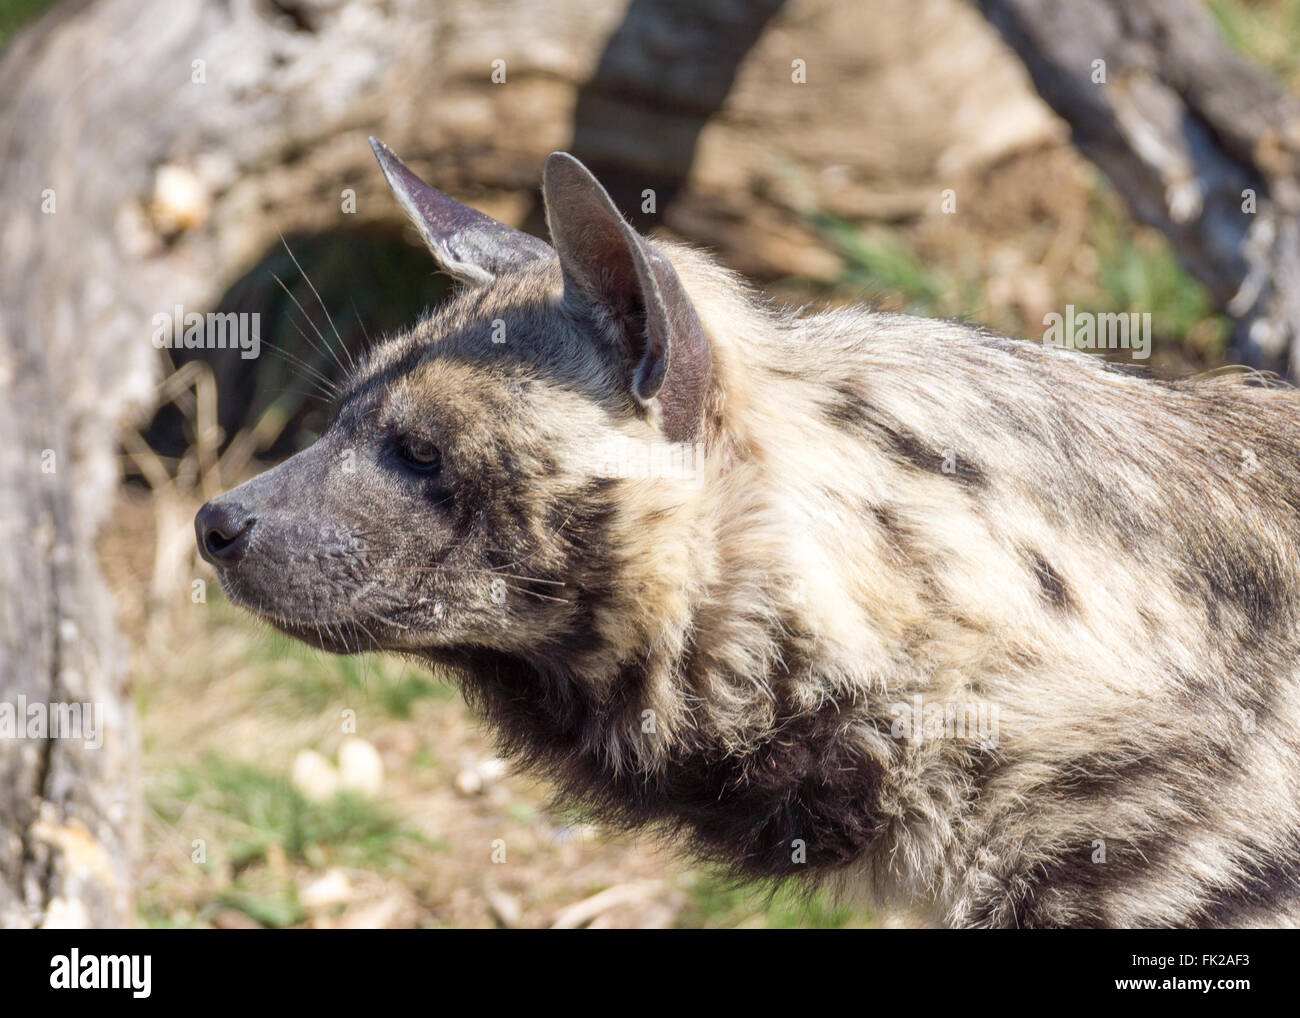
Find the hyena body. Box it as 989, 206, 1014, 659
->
197, 142, 1300, 928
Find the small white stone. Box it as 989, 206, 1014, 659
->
337, 737, 384, 796
299, 868, 353, 909
453, 768, 483, 797
292, 749, 339, 803
40, 896, 90, 929
477, 757, 509, 783
150, 164, 211, 233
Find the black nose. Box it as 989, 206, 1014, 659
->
195, 499, 255, 565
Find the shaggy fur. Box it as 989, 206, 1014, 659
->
197, 147, 1300, 928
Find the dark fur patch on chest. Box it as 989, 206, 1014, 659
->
445, 649, 887, 878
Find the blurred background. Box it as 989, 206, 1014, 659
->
2, 0, 1299, 928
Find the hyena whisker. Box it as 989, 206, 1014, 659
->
277, 231, 355, 374
376, 572, 569, 604
480, 517, 577, 573
260, 342, 339, 401
261, 347, 339, 404
270, 272, 350, 382
265, 379, 334, 407
500, 585, 571, 605
385, 565, 567, 586
350, 615, 383, 657
349, 297, 376, 359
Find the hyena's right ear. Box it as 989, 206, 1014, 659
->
543, 152, 712, 444
369, 137, 552, 286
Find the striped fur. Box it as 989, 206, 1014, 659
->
199, 155, 1300, 928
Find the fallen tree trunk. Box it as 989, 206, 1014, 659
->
976, 0, 1300, 378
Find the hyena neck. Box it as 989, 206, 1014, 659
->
431, 638, 896, 884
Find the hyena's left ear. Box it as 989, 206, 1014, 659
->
370, 137, 552, 285
543, 152, 712, 443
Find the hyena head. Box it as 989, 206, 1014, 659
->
196, 140, 719, 674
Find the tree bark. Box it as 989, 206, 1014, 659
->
976, 0, 1300, 378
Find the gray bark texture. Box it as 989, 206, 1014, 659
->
977, 0, 1300, 378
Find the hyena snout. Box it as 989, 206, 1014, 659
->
195, 497, 256, 565
193, 442, 414, 635
193, 445, 331, 584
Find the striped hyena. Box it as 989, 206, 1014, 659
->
196, 139, 1300, 928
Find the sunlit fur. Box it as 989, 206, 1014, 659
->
212, 235, 1300, 928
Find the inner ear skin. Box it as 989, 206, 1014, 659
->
558, 206, 643, 310
369, 136, 551, 285
640, 249, 711, 442
542, 153, 712, 444
545, 172, 650, 360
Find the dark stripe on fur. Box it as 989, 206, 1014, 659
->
823, 387, 987, 489
1028, 550, 1073, 612
1189, 840, 1300, 927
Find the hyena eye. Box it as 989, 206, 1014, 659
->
396, 437, 442, 474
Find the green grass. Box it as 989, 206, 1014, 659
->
1210, 0, 1300, 85
679, 869, 874, 929
144, 752, 441, 927
1079, 190, 1229, 356
0, 0, 57, 48
147, 874, 308, 930
212, 887, 307, 929
812, 212, 974, 319
151, 754, 432, 873
811, 189, 1228, 359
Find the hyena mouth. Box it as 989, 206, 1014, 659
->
260, 615, 385, 656
202, 563, 385, 655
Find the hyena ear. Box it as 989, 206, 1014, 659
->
543, 152, 712, 443
369, 137, 552, 286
